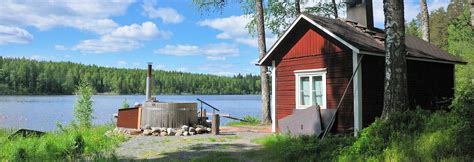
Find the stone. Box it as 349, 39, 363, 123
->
196, 125, 205, 129
183, 131, 189, 136
189, 132, 195, 135
160, 132, 167, 136
151, 127, 160, 133
129, 129, 142, 135
175, 130, 183, 136
143, 129, 152, 136
142, 124, 151, 130
195, 128, 205, 134
189, 127, 195, 133
104, 130, 113, 137
159, 127, 167, 132
181, 125, 189, 131
152, 132, 160, 136
113, 127, 119, 133
206, 128, 212, 133
167, 128, 176, 136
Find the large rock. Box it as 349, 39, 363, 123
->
167, 128, 176, 136
142, 124, 151, 130
159, 127, 167, 132
195, 128, 205, 134
151, 127, 161, 133
142, 129, 153, 136
175, 130, 183, 136
181, 125, 189, 131
152, 132, 160, 136
189, 132, 195, 136
189, 127, 195, 133
160, 132, 167, 136
206, 128, 212, 133
183, 131, 189, 136
129, 129, 142, 135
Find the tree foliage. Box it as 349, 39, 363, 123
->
0, 57, 261, 95
74, 81, 94, 128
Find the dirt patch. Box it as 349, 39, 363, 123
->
114, 126, 271, 160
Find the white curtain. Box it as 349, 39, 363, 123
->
312, 76, 323, 107
300, 77, 310, 105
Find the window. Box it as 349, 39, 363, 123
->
295, 69, 327, 109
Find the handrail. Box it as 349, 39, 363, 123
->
196, 98, 220, 112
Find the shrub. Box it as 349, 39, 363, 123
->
0, 124, 127, 160
255, 134, 354, 161
226, 115, 261, 126
121, 99, 130, 109
74, 81, 94, 128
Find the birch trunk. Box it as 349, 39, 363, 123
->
381, 0, 409, 118
332, 0, 338, 18
420, 0, 430, 42
295, 0, 301, 15
256, 0, 272, 124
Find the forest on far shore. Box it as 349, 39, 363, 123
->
0, 57, 261, 95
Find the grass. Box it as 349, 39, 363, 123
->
253, 87, 473, 161
0, 123, 128, 160
226, 115, 261, 126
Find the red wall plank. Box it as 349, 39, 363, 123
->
275, 27, 354, 132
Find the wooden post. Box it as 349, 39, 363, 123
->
212, 114, 220, 135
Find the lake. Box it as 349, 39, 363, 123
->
0, 95, 261, 131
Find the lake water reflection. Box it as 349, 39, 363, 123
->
0, 95, 261, 131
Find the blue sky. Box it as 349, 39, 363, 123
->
0, 0, 450, 76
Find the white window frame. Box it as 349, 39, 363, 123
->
294, 68, 327, 109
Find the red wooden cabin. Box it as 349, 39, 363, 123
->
257, 12, 466, 135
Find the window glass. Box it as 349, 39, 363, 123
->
300, 77, 310, 105
312, 76, 323, 107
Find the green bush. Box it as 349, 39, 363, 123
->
226, 115, 261, 126
74, 81, 94, 128
0, 124, 127, 160
256, 87, 473, 161
255, 134, 354, 161
121, 99, 130, 109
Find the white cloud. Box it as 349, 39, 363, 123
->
117, 60, 127, 66
110, 22, 171, 40
198, 63, 238, 76
142, 0, 184, 24
0, 0, 134, 34
0, 25, 33, 45
73, 37, 141, 53
73, 21, 170, 53
55, 45, 67, 50
198, 15, 277, 48
372, 0, 449, 28
155, 43, 239, 60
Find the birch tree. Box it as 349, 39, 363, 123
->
420, 0, 430, 42
381, 0, 409, 118
255, 0, 272, 124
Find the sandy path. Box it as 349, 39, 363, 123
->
114, 126, 271, 160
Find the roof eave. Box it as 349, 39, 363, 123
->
257, 14, 360, 66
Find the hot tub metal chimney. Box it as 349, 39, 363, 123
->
146, 62, 153, 101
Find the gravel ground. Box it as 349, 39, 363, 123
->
114, 126, 271, 161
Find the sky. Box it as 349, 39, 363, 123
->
0, 0, 450, 76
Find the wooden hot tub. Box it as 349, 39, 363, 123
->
140, 101, 197, 128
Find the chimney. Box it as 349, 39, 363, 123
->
345, 0, 374, 30
145, 62, 153, 101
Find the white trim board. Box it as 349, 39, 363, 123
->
271, 60, 277, 133
258, 14, 360, 66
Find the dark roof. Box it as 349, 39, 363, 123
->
259, 14, 466, 65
